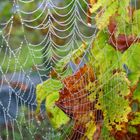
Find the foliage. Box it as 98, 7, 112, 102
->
55, 42, 88, 77
36, 79, 70, 128
36, 0, 140, 139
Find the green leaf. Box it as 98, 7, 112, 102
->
128, 126, 138, 134
55, 42, 88, 75
91, 40, 122, 81
122, 43, 140, 85
133, 81, 140, 102
122, 43, 140, 72
127, 72, 140, 86
90, 0, 113, 14
95, 1, 118, 29
90, 0, 130, 30
36, 79, 63, 113
117, 0, 130, 22
132, 10, 140, 35
83, 120, 96, 140
36, 78, 70, 128
129, 112, 140, 125
46, 92, 70, 129
100, 125, 115, 140
115, 0, 131, 35
99, 72, 131, 131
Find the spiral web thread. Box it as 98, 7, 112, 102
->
0, 0, 139, 139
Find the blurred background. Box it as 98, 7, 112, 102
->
0, 0, 94, 139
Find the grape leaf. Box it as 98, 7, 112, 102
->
128, 126, 138, 134
98, 72, 131, 131
123, 43, 140, 72
122, 43, 140, 85
90, 0, 130, 30
36, 78, 70, 128
95, 1, 118, 30
36, 79, 63, 113
132, 10, 140, 35
56, 64, 95, 119
46, 91, 70, 128
82, 114, 96, 140
90, 0, 112, 14
129, 112, 140, 125
133, 81, 140, 102
55, 42, 88, 76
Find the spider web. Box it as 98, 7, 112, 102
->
0, 0, 139, 140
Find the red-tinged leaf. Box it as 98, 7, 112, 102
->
108, 18, 140, 52
69, 125, 86, 140
108, 18, 117, 34
55, 64, 95, 120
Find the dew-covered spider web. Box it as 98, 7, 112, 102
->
0, 0, 140, 140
